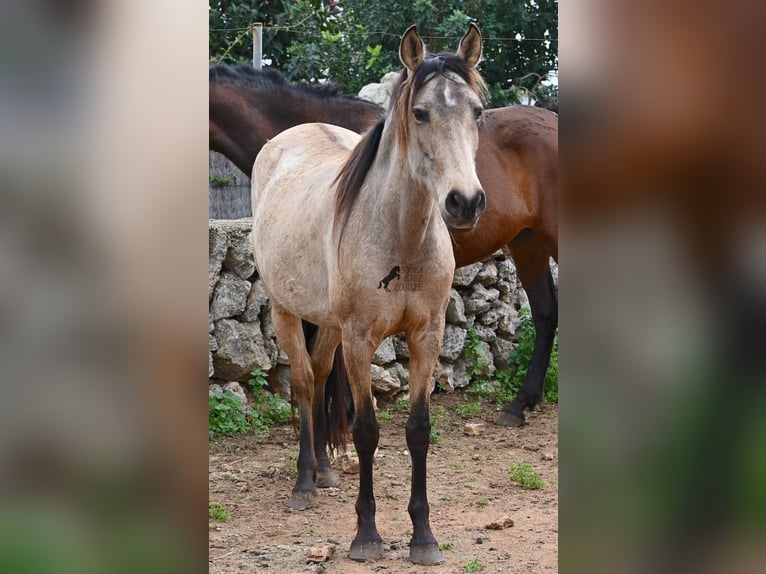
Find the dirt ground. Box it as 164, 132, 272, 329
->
209, 392, 558, 573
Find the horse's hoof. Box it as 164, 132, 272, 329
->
409, 543, 444, 565
349, 540, 385, 562
315, 468, 341, 488
288, 490, 317, 510
496, 409, 525, 427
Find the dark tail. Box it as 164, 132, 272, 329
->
301, 320, 353, 454
324, 345, 353, 453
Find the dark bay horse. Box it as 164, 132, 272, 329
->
209, 64, 558, 429
252, 25, 487, 563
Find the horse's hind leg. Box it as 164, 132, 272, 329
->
404, 321, 445, 565
271, 304, 318, 509
307, 328, 342, 488
498, 229, 558, 427
342, 330, 385, 561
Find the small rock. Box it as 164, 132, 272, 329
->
339, 454, 360, 474
463, 423, 484, 436
486, 516, 514, 530
475, 537, 484, 544
305, 543, 336, 563
541, 452, 555, 461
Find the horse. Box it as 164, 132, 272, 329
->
250, 24, 487, 564
209, 59, 558, 430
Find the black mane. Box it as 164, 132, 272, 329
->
209, 64, 367, 103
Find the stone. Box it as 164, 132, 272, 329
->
222, 224, 256, 280
451, 358, 471, 389
491, 337, 516, 371
541, 452, 555, 461
486, 516, 514, 530
208, 225, 228, 301
371, 364, 400, 396
209, 334, 218, 352
445, 289, 467, 325
305, 543, 336, 564
212, 319, 273, 381
392, 334, 410, 359
439, 324, 466, 362
452, 262, 483, 287
478, 309, 500, 327
339, 453, 360, 474
358, 82, 390, 107
209, 383, 223, 396
497, 307, 519, 337
209, 351, 214, 378
372, 337, 396, 365
241, 278, 269, 321
463, 423, 484, 436
466, 339, 495, 378
432, 362, 454, 392
464, 285, 500, 315
223, 381, 248, 411
210, 271, 251, 321
473, 324, 497, 342
475, 260, 498, 285
387, 362, 409, 391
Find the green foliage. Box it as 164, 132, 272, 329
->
509, 463, 545, 489
464, 328, 490, 379
454, 400, 482, 419
500, 308, 559, 404
438, 542, 454, 551
209, 1, 557, 106
395, 397, 411, 412
208, 390, 252, 437
209, 174, 232, 187
208, 370, 292, 438
465, 559, 485, 573
430, 404, 447, 445
377, 409, 393, 422
476, 498, 489, 507
209, 503, 229, 522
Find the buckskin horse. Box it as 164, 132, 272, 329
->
210, 55, 558, 432
251, 24, 487, 564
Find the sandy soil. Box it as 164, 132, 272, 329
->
209, 391, 558, 573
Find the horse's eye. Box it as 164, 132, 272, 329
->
474, 107, 484, 120
413, 108, 429, 123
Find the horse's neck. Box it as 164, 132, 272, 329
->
362, 128, 441, 257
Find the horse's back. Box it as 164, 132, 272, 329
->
251, 123, 360, 326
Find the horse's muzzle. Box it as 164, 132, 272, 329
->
444, 188, 486, 230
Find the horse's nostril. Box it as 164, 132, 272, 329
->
472, 189, 486, 215
445, 189, 466, 216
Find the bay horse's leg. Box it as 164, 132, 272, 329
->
270, 304, 318, 509
404, 323, 445, 565
342, 332, 384, 561
307, 328, 343, 488
497, 229, 558, 427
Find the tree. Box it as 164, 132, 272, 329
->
209, 1, 557, 108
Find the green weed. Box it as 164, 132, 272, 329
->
509, 463, 545, 489
438, 542, 454, 551
209, 174, 232, 187
465, 559, 484, 573
209, 503, 228, 522
476, 498, 489, 507
377, 409, 393, 422
454, 400, 482, 419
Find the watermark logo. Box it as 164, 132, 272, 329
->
377, 264, 423, 292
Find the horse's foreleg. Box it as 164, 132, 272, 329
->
342, 332, 384, 562
404, 323, 445, 565
308, 328, 342, 488
498, 230, 558, 427
271, 305, 318, 509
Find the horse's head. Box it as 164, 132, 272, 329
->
395, 24, 487, 232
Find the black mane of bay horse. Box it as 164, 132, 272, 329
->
209, 64, 557, 440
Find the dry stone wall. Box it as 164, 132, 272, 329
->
209, 219, 556, 399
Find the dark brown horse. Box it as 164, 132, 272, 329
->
209, 64, 558, 429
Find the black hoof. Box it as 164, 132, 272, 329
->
288, 490, 317, 510
349, 539, 385, 562
496, 409, 525, 427
409, 543, 444, 565
315, 468, 341, 488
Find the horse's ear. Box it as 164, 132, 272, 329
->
399, 25, 425, 71
456, 22, 482, 68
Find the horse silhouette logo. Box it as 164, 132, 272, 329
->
377, 266, 401, 292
